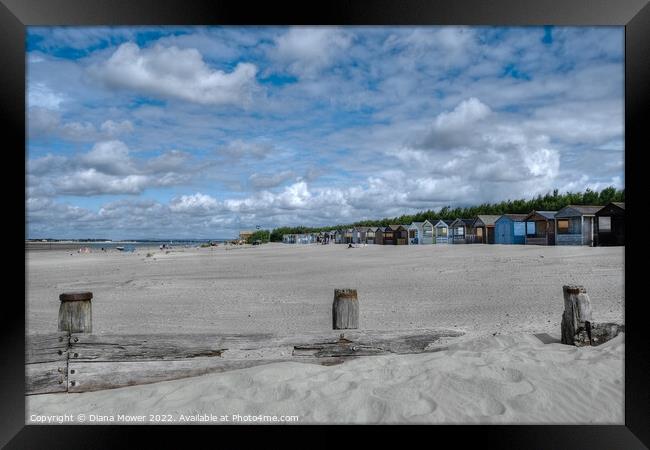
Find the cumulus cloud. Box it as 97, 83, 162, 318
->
28, 82, 66, 110
26, 27, 624, 238
28, 107, 134, 141
417, 97, 492, 150
90, 42, 259, 106
217, 140, 277, 161
248, 170, 295, 189
271, 27, 352, 77
80, 140, 135, 175
55, 169, 151, 196
405, 98, 560, 186
28, 140, 205, 197
100, 119, 135, 136
169, 193, 221, 214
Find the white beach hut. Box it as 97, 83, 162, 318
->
408, 220, 434, 245
433, 220, 451, 244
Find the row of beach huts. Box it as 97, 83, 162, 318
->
282, 203, 625, 247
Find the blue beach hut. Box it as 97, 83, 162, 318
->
494, 214, 527, 244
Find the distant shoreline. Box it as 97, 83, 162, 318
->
25, 240, 231, 251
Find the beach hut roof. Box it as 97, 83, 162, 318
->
555, 205, 602, 218
497, 214, 528, 222
596, 202, 625, 216
409, 222, 424, 229
473, 215, 501, 226
528, 211, 557, 220
449, 218, 473, 227
386, 224, 406, 231
524, 210, 557, 220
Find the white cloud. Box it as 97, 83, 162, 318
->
144, 150, 192, 173
217, 140, 277, 160
81, 140, 135, 175
54, 169, 150, 196
434, 97, 491, 129
29, 141, 206, 197
26, 27, 625, 238
248, 170, 295, 189
416, 98, 492, 150
272, 27, 352, 77
28, 82, 66, 110
28, 109, 134, 141
91, 42, 259, 106
169, 193, 221, 214
100, 119, 134, 136
28, 107, 61, 134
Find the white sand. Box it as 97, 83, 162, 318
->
26, 243, 624, 337
25, 243, 624, 424
27, 332, 624, 424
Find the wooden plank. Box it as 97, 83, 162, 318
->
68, 334, 226, 361
68, 329, 464, 361
292, 333, 454, 357
48, 329, 466, 393
26, 361, 68, 395
26, 332, 69, 364
67, 356, 348, 393
293, 342, 387, 357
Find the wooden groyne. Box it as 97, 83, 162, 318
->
26, 328, 464, 394
25, 289, 464, 394
26, 285, 624, 395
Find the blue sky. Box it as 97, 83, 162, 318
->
26, 26, 624, 239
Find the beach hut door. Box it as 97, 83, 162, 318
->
584, 217, 593, 246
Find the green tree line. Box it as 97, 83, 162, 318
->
269, 187, 624, 242
246, 229, 271, 244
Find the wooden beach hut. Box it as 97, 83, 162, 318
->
595, 202, 625, 246
374, 227, 385, 245
471, 215, 501, 244
298, 234, 316, 244
393, 225, 409, 245
365, 227, 379, 244
433, 220, 451, 244
408, 220, 434, 245
523, 211, 557, 246
554, 205, 602, 246
449, 218, 474, 244
381, 225, 408, 245
494, 214, 527, 244
352, 227, 368, 244
408, 222, 422, 245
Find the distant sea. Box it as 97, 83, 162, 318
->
25, 239, 231, 251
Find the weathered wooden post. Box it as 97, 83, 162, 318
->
561, 285, 592, 346
58, 292, 93, 333
333, 289, 359, 329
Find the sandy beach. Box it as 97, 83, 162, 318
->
26, 243, 624, 337
27, 332, 624, 424
25, 243, 624, 424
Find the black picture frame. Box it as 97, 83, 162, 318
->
3, 0, 648, 447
